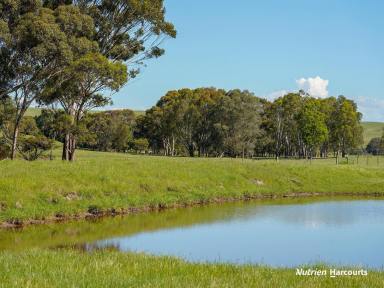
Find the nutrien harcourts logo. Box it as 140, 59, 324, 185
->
296, 269, 368, 278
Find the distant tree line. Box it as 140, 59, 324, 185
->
0, 86, 375, 160
136, 88, 365, 159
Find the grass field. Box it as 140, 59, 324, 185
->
24, 107, 43, 117
1, 150, 384, 224
361, 122, 384, 145
0, 249, 382, 288
2, 150, 384, 287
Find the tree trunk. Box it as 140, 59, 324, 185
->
69, 135, 76, 161
188, 144, 194, 157
10, 125, 19, 160
62, 133, 76, 161
62, 132, 70, 160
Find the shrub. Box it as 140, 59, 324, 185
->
18, 135, 54, 161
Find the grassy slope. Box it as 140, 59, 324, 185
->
24, 107, 42, 117
1, 150, 384, 223
0, 250, 382, 288
361, 122, 384, 145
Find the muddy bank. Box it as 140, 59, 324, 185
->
1, 191, 384, 229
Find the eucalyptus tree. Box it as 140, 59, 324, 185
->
42, 0, 176, 160
297, 98, 328, 158
329, 96, 363, 157
78, 109, 135, 152
0, 2, 95, 159
212, 90, 262, 158
264, 93, 303, 158
42, 53, 127, 160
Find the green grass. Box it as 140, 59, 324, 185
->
0, 249, 382, 288
361, 122, 384, 146
1, 150, 384, 223
24, 107, 42, 117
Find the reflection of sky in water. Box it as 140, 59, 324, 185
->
93, 201, 384, 268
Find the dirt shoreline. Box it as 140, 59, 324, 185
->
1, 191, 384, 229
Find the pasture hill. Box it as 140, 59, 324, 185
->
362, 122, 384, 145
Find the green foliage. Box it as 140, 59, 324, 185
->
366, 137, 384, 155
138, 90, 363, 159
18, 135, 54, 161
0, 97, 14, 126
0, 1, 101, 159
261, 93, 363, 158
78, 110, 135, 152
37, 0, 176, 161
140, 88, 262, 157
0, 138, 10, 160
329, 96, 364, 156
297, 98, 328, 155
20, 116, 40, 136
132, 138, 149, 153
67, 53, 127, 92
213, 89, 262, 157
35, 109, 64, 140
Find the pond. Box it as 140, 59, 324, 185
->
1, 197, 384, 268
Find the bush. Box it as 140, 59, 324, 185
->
0, 139, 10, 160
133, 138, 149, 153
366, 137, 383, 155
18, 135, 54, 161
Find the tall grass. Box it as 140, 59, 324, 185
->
1, 150, 384, 223
0, 249, 383, 288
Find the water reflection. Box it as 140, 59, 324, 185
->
1, 197, 384, 268
92, 200, 384, 268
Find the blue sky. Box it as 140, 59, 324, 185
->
109, 0, 384, 121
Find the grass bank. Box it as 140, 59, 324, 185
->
1, 150, 384, 226
0, 249, 382, 288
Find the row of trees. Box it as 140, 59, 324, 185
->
0, 0, 176, 160
36, 108, 141, 153
0, 87, 370, 160
136, 88, 262, 157
137, 89, 364, 158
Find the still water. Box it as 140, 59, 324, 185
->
2, 198, 384, 268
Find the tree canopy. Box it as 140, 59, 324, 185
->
1, 0, 176, 160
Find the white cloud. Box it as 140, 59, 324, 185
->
263, 77, 383, 122
296, 76, 329, 98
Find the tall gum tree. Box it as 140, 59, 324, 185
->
0, 1, 94, 159
42, 53, 127, 160
43, 0, 177, 161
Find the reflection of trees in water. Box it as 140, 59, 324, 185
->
3, 199, 384, 251
251, 201, 384, 227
